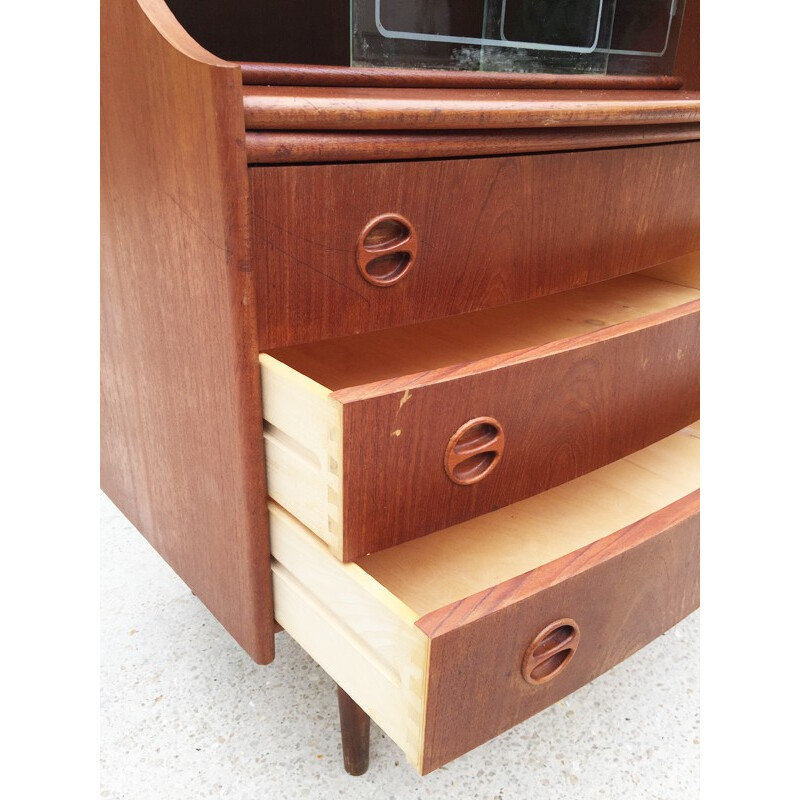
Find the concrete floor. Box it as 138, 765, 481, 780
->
100, 492, 699, 799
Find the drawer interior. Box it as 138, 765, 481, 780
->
264, 252, 699, 392
260, 253, 699, 556
357, 421, 700, 615
270, 421, 700, 771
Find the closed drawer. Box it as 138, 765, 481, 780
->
251, 141, 699, 349
260, 255, 700, 560
271, 424, 700, 774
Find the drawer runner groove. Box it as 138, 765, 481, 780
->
272, 561, 404, 689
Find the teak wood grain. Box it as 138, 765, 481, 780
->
270, 420, 701, 771
262, 268, 698, 558
271, 427, 699, 772
242, 86, 699, 131
268, 269, 698, 392
264, 282, 700, 561
103, 0, 701, 778
416, 490, 700, 773
252, 142, 700, 349
334, 304, 699, 559
245, 123, 699, 164
100, 0, 273, 662
239, 62, 684, 90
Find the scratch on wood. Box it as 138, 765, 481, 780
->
249, 209, 352, 254
251, 228, 371, 306
162, 190, 232, 257
397, 390, 412, 415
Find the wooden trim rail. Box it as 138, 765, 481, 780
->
245, 123, 699, 164
242, 87, 700, 131
240, 62, 684, 91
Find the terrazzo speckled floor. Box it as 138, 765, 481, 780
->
100, 492, 699, 799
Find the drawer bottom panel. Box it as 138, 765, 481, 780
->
271, 424, 700, 773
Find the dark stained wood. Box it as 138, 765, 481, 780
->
674, 0, 700, 91
100, 0, 273, 663
336, 686, 371, 776
251, 142, 700, 348
245, 123, 699, 164
240, 62, 684, 90
165, 0, 350, 66
324, 302, 699, 560
242, 86, 699, 130
417, 491, 700, 773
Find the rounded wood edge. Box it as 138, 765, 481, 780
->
444, 417, 505, 486
522, 618, 581, 686
242, 87, 700, 131
245, 124, 700, 165
102, 0, 271, 662
416, 490, 700, 639
135, 0, 238, 69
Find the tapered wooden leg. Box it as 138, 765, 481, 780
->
337, 686, 370, 776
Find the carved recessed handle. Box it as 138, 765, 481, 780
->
444, 417, 504, 485
356, 213, 418, 286
522, 619, 580, 686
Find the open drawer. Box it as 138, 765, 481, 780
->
271, 422, 700, 774
261, 253, 700, 560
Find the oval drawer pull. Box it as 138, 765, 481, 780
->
444, 417, 505, 485
522, 619, 580, 685
356, 213, 418, 286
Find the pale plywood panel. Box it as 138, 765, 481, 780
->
640, 251, 700, 289
260, 355, 344, 556
269, 503, 429, 768
271, 423, 700, 770
260, 264, 699, 559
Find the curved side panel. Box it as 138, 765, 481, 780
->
137, 0, 232, 65
100, 0, 273, 663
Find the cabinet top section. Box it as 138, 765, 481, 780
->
163, 0, 699, 87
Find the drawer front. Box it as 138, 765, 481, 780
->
417, 492, 700, 773
271, 424, 700, 774
252, 141, 699, 349
336, 304, 699, 559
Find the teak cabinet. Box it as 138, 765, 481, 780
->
100, 0, 700, 777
